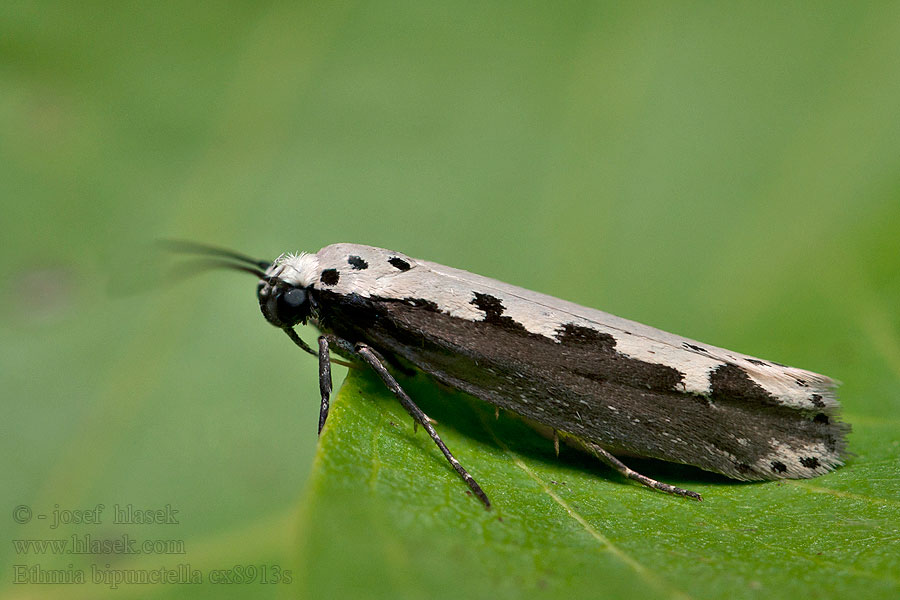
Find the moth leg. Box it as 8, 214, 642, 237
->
354, 343, 492, 509
584, 441, 702, 501
316, 336, 332, 436
282, 330, 356, 435
283, 327, 354, 368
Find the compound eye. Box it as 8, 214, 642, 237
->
275, 287, 309, 325
282, 287, 307, 308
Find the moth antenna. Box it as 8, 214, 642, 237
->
167, 257, 269, 281
159, 239, 271, 270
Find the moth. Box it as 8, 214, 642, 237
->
170, 241, 849, 508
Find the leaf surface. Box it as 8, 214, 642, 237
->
297, 369, 899, 600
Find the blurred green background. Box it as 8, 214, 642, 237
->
2, 2, 899, 599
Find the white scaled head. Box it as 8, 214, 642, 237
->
266, 252, 320, 288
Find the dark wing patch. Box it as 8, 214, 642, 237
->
557, 323, 616, 350
684, 343, 708, 353
347, 255, 368, 270
553, 322, 684, 391
800, 456, 820, 469
389, 257, 411, 271
320, 269, 340, 285
403, 297, 440, 311
470, 293, 529, 334
709, 363, 777, 406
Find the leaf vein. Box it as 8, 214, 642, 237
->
480, 415, 693, 600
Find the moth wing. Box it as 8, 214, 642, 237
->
311, 244, 838, 413
416, 259, 839, 414
310, 244, 847, 480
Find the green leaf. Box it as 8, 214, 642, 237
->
297, 369, 899, 600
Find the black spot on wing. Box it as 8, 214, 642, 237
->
794, 378, 808, 388
810, 394, 825, 408
388, 257, 411, 271
684, 343, 707, 353
709, 363, 777, 405
800, 456, 820, 469
746, 359, 767, 366
813, 413, 830, 424
320, 269, 340, 286
347, 255, 368, 270
470, 293, 528, 333
770, 461, 787, 473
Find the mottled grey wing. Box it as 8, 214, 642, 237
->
316, 289, 847, 481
